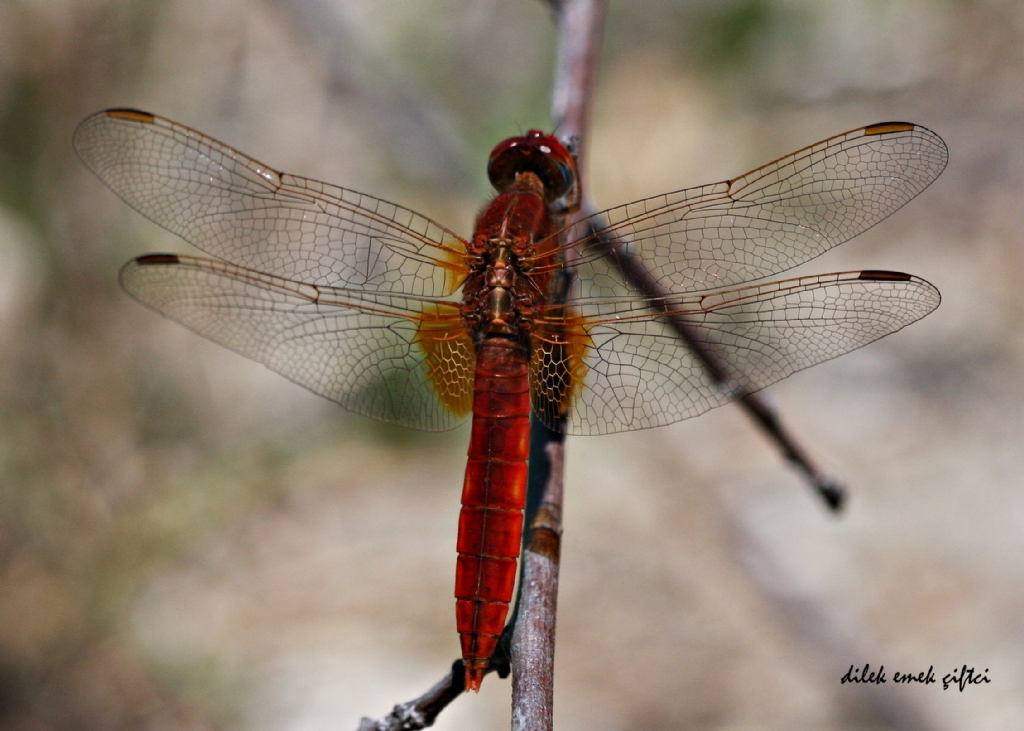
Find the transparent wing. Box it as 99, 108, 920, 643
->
531, 270, 940, 435
540, 123, 947, 296
75, 109, 469, 297
120, 254, 474, 431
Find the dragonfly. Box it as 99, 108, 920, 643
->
74, 110, 945, 691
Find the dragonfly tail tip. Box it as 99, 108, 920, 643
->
464, 664, 486, 693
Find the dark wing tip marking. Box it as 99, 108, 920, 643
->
106, 108, 156, 123
136, 253, 180, 265
858, 270, 912, 281
863, 122, 916, 135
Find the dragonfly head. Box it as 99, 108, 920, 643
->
487, 130, 576, 202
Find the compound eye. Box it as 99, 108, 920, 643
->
487, 134, 576, 202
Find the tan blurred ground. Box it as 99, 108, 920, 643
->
0, 1, 1021, 729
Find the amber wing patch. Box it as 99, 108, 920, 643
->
530, 311, 592, 428
415, 304, 475, 417
435, 236, 471, 296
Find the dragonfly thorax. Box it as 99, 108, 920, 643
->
461, 170, 557, 347
463, 241, 534, 340
482, 244, 519, 335
485, 244, 516, 288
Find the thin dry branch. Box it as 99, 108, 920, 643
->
549, 0, 605, 158
355, 656, 504, 730
357, 662, 465, 731
508, 2, 607, 729
509, 420, 566, 730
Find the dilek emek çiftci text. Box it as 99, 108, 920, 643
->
841, 664, 990, 691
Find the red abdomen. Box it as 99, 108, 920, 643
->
456, 338, 531, 691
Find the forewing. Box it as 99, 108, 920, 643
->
75, 110, 469, 296
533, 271, 939, 435
120, 254, 474, 431
552, 123, 947, 295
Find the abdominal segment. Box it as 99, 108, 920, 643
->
456, 338, 530, 691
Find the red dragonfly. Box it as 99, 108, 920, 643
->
75, 110, 945, 690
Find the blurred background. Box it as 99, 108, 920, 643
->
0, 0, 1021, 729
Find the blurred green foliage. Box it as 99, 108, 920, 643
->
698, 0, 773, 68
0, 78, 45, 224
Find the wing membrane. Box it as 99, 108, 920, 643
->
84, 111, 943, 437
532, 271, 939, 435
120, 254, 473, 431
543, 123, 947, 296
75, 110, 469, 297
